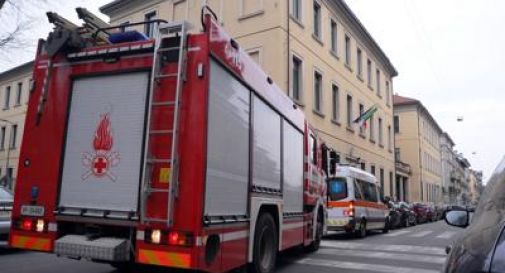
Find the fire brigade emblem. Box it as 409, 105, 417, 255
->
82, 113, 120, 181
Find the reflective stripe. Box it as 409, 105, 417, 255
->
222, 230, 248, 242
195, 230, 249, 246
11, 235, 51, 251
138, 249, 191, 268
282, 221, 304, 230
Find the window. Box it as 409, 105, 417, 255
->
15, 82, 22, 106
328, 178, 347, 201
292, 56, 303, 102
247, 49, 261, 65
389, 172, 394, 197
378, 117, 383, 146
376, 69, 381, 96
354, 180, 363, 200
380, 168, 385, 198
369, 116, 375, 140
371, 165, 376, 176
360, 162, 366, 170
291, 0, 302, 20
10, 124, 17, 149
313, 1, 321, 39
394, 148, 400, 161
346, 95, 353, 127
331, 84, 339, 121
0, 127, 5, 150
119, 21, 130, 32
386, 81, 391, 106
4, 86, 10, 109
345, 35, 351, 66
359, 104, 364, 135
420, 181, 424, 201
240, 0, 263, 16
394, 115, 400, 133
367, 59, 372, 87
388, 125, 392, 150
330, 20, 337, 53
313, 71, 322, 112
144, 11, 157, 38
357, 48, 363, 77
310, 135, 317, 165
360, 181, 378, 202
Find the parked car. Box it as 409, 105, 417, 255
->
397, 202, 417, 227
0, 186, 13, 240
443, 156, 505, 273
425, 204, 436, 222
434, 205, 445, 221
386, 201, 403, 229
412, 203, 429, 224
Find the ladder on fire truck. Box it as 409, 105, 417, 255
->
140, 21, 190, 226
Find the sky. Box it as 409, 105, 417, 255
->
0, 0, 503, 181
345, 0, 505, 182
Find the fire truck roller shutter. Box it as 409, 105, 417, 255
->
59, 72, 149, 213
252, 95, 282, 191
282, 121, 304, 213
204, 60, 250, 216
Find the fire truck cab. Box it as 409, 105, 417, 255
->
9, 7, 327, 273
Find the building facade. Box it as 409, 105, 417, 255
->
100, 0, 398, 197
0, 61, 33, 190
393, 95, 443, 203
440, 132, 456, 203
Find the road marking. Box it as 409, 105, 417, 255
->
436, 231, 457, 239
384, 230, 411, 237
411, 230, 433, 237
317, 248, 446, 264
321, 241, 446, 256
296, 257, 440, 273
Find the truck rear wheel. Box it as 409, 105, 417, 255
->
355, 220, 367, 238
249, 213, 278, 273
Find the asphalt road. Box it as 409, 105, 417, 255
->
0, 220, 462, 273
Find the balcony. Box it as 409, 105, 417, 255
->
396, 161, 411, 176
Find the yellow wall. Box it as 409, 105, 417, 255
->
103, 0, 396, 196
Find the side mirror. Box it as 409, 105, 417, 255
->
445, 209, 470, 228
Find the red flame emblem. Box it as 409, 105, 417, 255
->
82, 113, 120, 181
93, 114, 113, 151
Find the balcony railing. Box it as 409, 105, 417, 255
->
396, 161, 411, 175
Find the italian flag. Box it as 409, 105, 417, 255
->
353, 105, 378, 129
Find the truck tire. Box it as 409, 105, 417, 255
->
305, 210, 323, 252
249, 213, 278, 273
383, 217, 390, 233
355, 220, 367, 238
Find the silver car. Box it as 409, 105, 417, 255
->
0, 187, 13, 238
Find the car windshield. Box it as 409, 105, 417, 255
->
328, 178, 347, 201
0, 187, 13, 200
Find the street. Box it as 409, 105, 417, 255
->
0, 221, 461, 273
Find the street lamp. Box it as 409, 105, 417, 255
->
0, 118, 15, 190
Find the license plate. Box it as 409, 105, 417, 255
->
0, 210, 11, 218
21, 205, 45, 217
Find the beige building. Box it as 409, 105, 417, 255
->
393, 95, 443, 203
0, 61, 33, 190
100, 0, 398, 197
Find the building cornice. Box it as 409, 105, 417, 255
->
328, 0, 398, 77
0, 61, 34, 82
100, 0, 165, 18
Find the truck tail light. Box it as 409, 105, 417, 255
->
145, 229, 193, 246
22, 219, 33, 231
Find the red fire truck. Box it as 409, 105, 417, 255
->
9, 7, 327, 273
